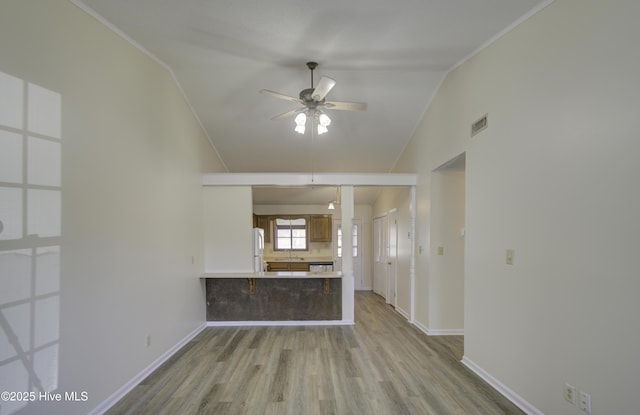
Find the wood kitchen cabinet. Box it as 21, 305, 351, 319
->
309, 215, 332, 242
289, 262, 310, 271
253, 214, 271, 242
267, 262, 310, 272
267, 262, 291, 272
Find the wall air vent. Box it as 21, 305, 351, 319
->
471, 114, 488, 137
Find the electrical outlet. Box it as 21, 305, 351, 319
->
579, 391, 592, 414
564, 383, 576, 404
438, 246, 444, 256
506, 249, 514, 265
145, 334, 151, 348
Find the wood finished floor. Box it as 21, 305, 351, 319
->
106, 292, 523, 415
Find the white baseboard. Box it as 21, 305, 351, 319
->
89, 323, 206, 415
413, 319, 464, 336
206, 319, 354, 327
413, 319, 430, 335
461, 356, 543, 415
427, 328, 464, 336
395, 306, 410, 320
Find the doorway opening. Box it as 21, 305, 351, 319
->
430, 152, 466, 335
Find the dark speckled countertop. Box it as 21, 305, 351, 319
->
202, 271, 342, 279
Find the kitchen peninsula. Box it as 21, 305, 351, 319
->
202, 271, 342, 322
203, 186, 346, 323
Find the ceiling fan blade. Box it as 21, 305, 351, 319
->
324, 100, 368, 111
270, 108, 305, 120
312, 76, 336, 101
260, 89, 302, 104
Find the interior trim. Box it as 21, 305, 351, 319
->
461, 356, 543, 415
206, 320, 354, 327
88, 323, 206, 415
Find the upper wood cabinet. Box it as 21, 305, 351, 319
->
253, 215, 271, 242
309, 215, 332, 242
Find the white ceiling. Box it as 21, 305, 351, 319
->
76, 0, 544, 204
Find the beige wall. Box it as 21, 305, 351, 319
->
0, 1, 225, 414
384, 0, 640, 413
204, 187, 253, 272
430, 167, 465, 332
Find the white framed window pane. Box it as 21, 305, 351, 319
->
0, 130, 23, 183
0, 187, 23, 240
35, 246, 60, 296
32, 343, 58, 393
292, 238, 306, 249
0, 71, 23, 129
0, 249, 31, 305
278, 238, 291, 250
277, 229, 291, 238
353, 224, 358, 257
34, 296, 59, 348
27, 189, 61, 237
28, 137, 61, 187
292, 229, 305, 238
0, 303, 30, 361
28, 83, 61, 139
0, 359, 30, 414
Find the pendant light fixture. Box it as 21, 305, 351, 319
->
327, 187, 340, 210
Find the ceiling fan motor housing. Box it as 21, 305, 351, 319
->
299, 88, 324, 108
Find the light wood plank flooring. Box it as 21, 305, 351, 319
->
106, 292, 523, 414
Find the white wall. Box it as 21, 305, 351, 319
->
0, 1, 226, 414
386, 0, 640, 413
429, 167, 465, 332
203, 187, 253, 272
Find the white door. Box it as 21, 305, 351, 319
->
387, 209, 398, 307
334, 219, 364, 290
373, 215, 388, 298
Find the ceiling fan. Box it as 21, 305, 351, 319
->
260, 62, 367, 134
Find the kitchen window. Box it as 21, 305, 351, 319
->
274, 217, 308, 251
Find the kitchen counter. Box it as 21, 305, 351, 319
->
202, 271, 342, 279
202, 272, 342, 321
263, 257, 334, 263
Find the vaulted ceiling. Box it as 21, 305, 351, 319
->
75, 0, 545, 204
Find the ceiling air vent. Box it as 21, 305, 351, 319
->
471, 114, 488, 137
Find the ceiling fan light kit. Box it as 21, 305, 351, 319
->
260, 62, 367, 135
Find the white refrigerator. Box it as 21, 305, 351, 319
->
253, 228, 264, 273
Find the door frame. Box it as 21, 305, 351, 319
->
373, 214, 388, 298
387, 208, 398, 307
